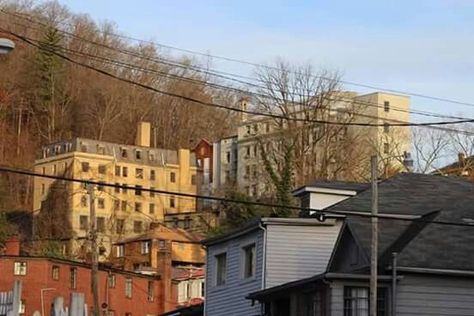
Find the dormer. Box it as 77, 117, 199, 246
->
293, 181, 369, 214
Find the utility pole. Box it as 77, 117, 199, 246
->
370, 155, 378, 316
87, 184, 100, 316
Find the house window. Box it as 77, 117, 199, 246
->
141, 241, 151, 254
113, 199, 120, 211
79, 215, 88, 231
41, 183, 45, 195
108, 274, 116, 288
53, 164, 57, 175
383, 122, 389, 133
98, 182, 105, 192
149, 151, 155, 162
150, 187, 155, 198
14, 262, 27, 275
115, 166, 121, 176
116, 219, 125, 234
133, 221, 143, 233
149, 203, 155, 214
184, 216, 191, 229
52, 265, 60, 280
122, 183, 128, 194
81, 162, 90, 172
98, 198, 105, 209
150, 170, 156, 180
147, 281, 154, 302
135, 150, 142, 160
170, 197, 176, 208
121, 148, 128, 158
384, 101, 390, 112
97, 145, 105, 154
19, 300, 25, 314
80, 195, 88, 207
116, 245, 124, 257
70, 268, 77, 289
383, 142, 389, 154
135, 168, 143, 179
170, 172, 176, 183
125, 278, 133, 298
159, 240, 166, 248
97, 217, 105, 233
122, 167, 128, 177
114, 183, 120, 193
242, 243, 256, 279
135, 202, 142, 213
191, 175, 196, 185
215, 253, 227, 286
121, 200, 127, 212
343, 287, 387, 316
135, 185, 142, 196
98, 165, 106, 174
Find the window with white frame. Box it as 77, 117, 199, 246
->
116, 245, 125, 257
215, 253, 227, 286
141, 241, 151, 254
14, 262, 27, 275
125, 278, 133, 298
242, 243, 256, 279
343, 286, 387, 316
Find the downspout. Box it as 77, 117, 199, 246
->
391, 252, 398, 316
259, 221, 268, 316
259, 222, 267, 289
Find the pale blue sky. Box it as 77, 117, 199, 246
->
57, 0, 474, 119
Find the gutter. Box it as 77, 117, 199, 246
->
395, 266, 474, 277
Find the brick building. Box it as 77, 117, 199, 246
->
111, 222, 205, 312
0, 240, 163, 316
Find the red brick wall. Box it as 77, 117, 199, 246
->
0, 257, 163, 316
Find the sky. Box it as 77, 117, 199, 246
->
56, 0, 474, 119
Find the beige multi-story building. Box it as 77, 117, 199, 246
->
33, 122, 200, 257
216, 92, 411, 197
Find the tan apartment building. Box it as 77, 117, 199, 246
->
230, 92, 411, 197
33, 122, 200, 257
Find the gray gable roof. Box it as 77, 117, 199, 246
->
324, 173, 474, 271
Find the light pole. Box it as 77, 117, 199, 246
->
370, 151, 413, 316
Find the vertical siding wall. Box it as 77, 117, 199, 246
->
265, 222, 343, 288
396, 274, 474, 316
205, 229, 264, 316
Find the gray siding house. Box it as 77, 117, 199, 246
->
248, 174, 474, 316
203, 217, 344, 316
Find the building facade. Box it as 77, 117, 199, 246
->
111, 222, 205, 313
33, 122, 200, 257
0, 240, 163, 316
202, 217, 343, 316
211, 92, 411, 197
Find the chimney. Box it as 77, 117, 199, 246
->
157, 241, 174, 311
136, 122, 151, 147
239, 97, 249, 122
4, 237, 20, 256
458, 153, 466, 166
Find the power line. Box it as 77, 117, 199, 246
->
1, 165, 474, 228
3, 28, 474, 129
4, 9, 472, 109
1, 9, 470, 122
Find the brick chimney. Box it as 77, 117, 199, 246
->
157, 241, 174, 312
136, 122, 151, 147
4, 237, 20, 256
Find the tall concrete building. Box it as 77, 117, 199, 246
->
33, 122, 200, 257
211, 92, 411, 197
